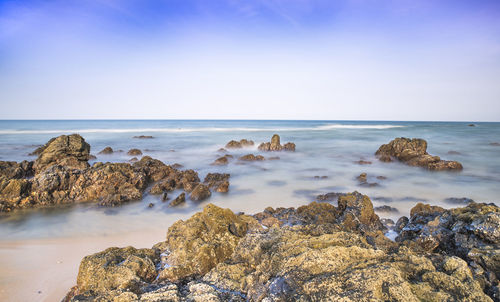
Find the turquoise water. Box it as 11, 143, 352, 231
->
0, 120, 499, 239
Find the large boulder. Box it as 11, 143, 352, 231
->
375, 138, 462, 171
158, 204, 251, 281
189, 184, 211, 201
33, 134, 90, 174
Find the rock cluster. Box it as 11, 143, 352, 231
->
375, 138, 463, 171
64, 193, 497, 301
225, 139, 254, 149
258, 134, 295, 152
0, 134, 226, 212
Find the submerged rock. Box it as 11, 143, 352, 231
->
238, 154, 265, 161
212, 155, 231, 166
169, 192, 185, 207
375, 137, 463, 171
133, 135, 154, 139
127, 149, 143, 156
225, 139, 254, 149
189, 184, 211, 202
204, 173, 230, 193
258, 134, 296, 152
98, 146, 113, 154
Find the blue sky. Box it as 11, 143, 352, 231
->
0, 0, 499, 120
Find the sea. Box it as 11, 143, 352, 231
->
0, 120, 499, 301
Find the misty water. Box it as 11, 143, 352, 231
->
0, 120, 499, 301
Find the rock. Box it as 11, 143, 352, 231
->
218, 148, 228, 153
337, 192, 386, 233
98, 147, 113, 154
211, 155, 230, 166
189, 184, 211, 202
376, 175, 387, 180
148, 202, 154, 208
171, 163, 183, 169
129, 157, 138, 163
161, 192, 168, 202
204, 173, 230, 193
490, 142, 500, 146
448, 150, 462, 155
225, 139, 254, 149
133, 135, 154, 139
258, 134, 296, 152
75, 246, 158, 295
33, 134, 90, 174
374, 205, 399, 213
169, 193, 185, 207
375, 137, 463, 171
268, 156, 280, 160
356, 173, 379, 187
357, 172, 367, 183
88, 155, 96, 160
394, 216, 409, 233
313, 175, 328, 179
158, 204, 251, 281
127, 149, 142, 156
0, 160, 33, 179
238, 154, 265, 161
316, 192, 346, 201
396, 202, 499, 299
355, 160, 372, 165
468, 124, 476, 127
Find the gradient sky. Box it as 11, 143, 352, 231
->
1, 0, 499, 120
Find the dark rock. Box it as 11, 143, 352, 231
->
212, 155, 230, 166
204, 173, 230, 193
313, 175, 328, 179
375, 137, 463, 171
374, 205, 399, 213
129, 157, 138, 163
148, 202, 154, 208
0, 160, 33, 179
127, 149, 142, 156
169, 193, 185, 207
444, 197, 475, 205
355, 160, 372, 165
258, 134, 296, 152
189, 184, 211, 202
133, 135, 154, 139
316, 192, 346, 201
394, 216, 409, 233
468, 124, 476, 127
88, 155, 96, 160
268, 156, 280, 160
98, 147, 113, 154
171, 163, 183, 169
238, 154, 265, 161
447, 150, 462, 155
225, 139, 254, 149
161, 192, 168, 202
490, 142, 500, 146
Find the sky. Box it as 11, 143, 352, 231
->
0, 0, 499, 121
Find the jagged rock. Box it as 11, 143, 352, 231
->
225, 139, 254, 149
189, 184, 211, 201
98, 146, 113, 154
127, 149, 143, 156
33, 134, 90, 174
356, 172, 379, 187
375, 138, 463, 171
396, 202, 499, 299
158, 204, 251, 281
212, 155, 230, 165
258, 134, 296, 152
29, 137, 57, 156
204, 173, 230, 193
238, 154, 265, 161
169, 193, 185, 207
0, 160, 33, 179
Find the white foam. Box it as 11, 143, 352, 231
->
0, 124, 404, 135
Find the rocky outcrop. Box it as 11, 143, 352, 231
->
189, 184, 211, 201
33, 134, 90, 174
98, 146, 113, 154
204, 173, 230, 193
127, 149, 143, 156
169, 193, 185, 207
1, 136, 226, 212
211, 154, 232, 166
258, 134, 296, 152
375, 138, 463, 171
396, 202, 499, 299
225, 139, 254, 149
66, 196, 495, 302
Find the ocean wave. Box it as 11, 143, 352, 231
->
0, 124, 404, 135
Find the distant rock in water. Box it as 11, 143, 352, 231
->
447, 150, 462, 155
468, 124, 476, 127
65, 193, 496, 301
133, 135, 154, 139
127, 149, 142, 156
189, 184, 211, 201
225, 139, 254, 149
490, 142, 500, 146
374, 205, 399, 213
211, 155, 231, 165
258, 134, 296, 152
98, 146, 113, 154
238, 154, 265, 161
375, 137, 463, 171
443, 197, 474, 205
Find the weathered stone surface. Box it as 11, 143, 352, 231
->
127, 149, 143, 156
75, 247, 158, 295
238, 154, 265, 161
375, 205, 399, 213
225, 139, 254, 149
33, 134, 90, 174
211, 155, 230, 166
204, 173, 230, 193
98, 146, 114, 154
189, 184, 211, 201
397, 202, 499, 299
258, 134, 296, 152
158, 204, 250, 281
169, 192, 185, 207
66, 197, 495, 302
0, 160, 33, 179
375, 137, 463, 171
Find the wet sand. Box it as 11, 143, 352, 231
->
0, 229, 166, 302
